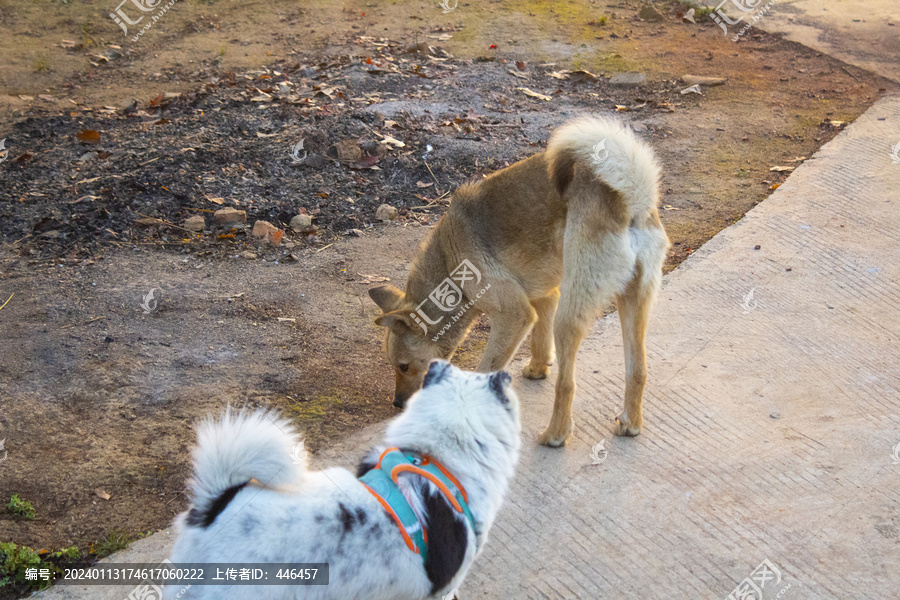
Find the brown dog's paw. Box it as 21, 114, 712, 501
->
538, 419, 574, 447
522, 362, 550, 380
614, 413, 642, 437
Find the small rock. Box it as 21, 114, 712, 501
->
304, 153, 326, 168
239, 251, 258, 260
327, 140, 362, 162
609, 72, 647, 86
183, 215, 205, 231
405, 41, 430, 53
213, 207, 247, 225
252, 220, 278, 238
375, 204, 399, 222
290, 214, 313, 232
681, 75, 727, 86
770, 411, 780, 419
251, 220, 284, 245
348, 229, 364, 237
639, 4, 664, 22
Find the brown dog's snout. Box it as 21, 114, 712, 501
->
393, 389, 414, 409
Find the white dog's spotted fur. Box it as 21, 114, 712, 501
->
164, 361, 520, 600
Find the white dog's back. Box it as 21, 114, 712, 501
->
166, 410, 432, 600
165, 363, 520, 600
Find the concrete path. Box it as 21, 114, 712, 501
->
462, 95, 900, 599
37, 94, 900, 600
758, 0, 900, 82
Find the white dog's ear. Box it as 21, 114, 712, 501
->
369, 285, 405, 312
489, 370, 512, 403
423, 360, 452, 388
374, 310, 413, 334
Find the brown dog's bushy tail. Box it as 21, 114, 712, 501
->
546, 117, 661, 216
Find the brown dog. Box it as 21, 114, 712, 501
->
370, 117, 669, 446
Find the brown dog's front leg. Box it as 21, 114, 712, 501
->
476, 301, 536, 373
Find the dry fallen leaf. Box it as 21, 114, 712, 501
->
769, 166, 795, 172
379, 135, 405, 148
517, 87, 553, 101
358, 273, 390, 284
77, 130, 101, 144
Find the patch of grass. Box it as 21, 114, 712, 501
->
80, 20, 96, 46
94, 529, 134, 558
695, 6, 716, 22
289, 393, 343, 420
7, 495, 35, 520
0, 542, 42, 589
51, 546, 81, 561
32, 57, 51, 73
216, 45, 227, 57
0, 543, 83, 590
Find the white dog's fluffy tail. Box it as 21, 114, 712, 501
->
186, 409, 305, 524
546, 116, 661, 216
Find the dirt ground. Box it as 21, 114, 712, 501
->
0, 0, 897, 592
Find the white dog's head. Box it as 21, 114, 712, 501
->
382, 360, 521, 516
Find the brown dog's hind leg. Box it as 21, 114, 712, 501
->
523, 289, 560, 380
614, 271, 654, 437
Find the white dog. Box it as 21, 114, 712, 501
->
164, 360, 521, 600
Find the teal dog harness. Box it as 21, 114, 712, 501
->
359, 448, 478, 563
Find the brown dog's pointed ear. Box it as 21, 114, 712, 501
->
374, 310, 413, 334
369, 285, 405, 313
